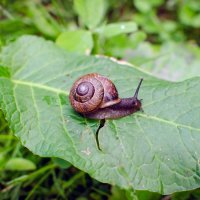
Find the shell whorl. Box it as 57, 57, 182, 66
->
69, 73, 121, 114
69, 74, 104, 113
75, 82, 95, 103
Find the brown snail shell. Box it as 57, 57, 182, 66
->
69, 73, 121, 114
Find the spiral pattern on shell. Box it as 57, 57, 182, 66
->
69, 74, 104, 113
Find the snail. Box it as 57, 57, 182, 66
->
69, 73, 143, 150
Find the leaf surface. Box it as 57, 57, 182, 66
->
0, 36, 200, 194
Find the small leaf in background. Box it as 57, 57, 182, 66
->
133, 0, 164, 13
27, 2, 62, 38
74, 0, 107, 29
110, 186, 128, 200
179, 1, 200, 28
52, 157, 71, 169
0, 19, 36, 44
104, 31, 146, 58
56, 30, 93, 54
133, 9, 185, 42
98, 22, 137, 38
135, 190, 161, 200
5, 158, 36, 171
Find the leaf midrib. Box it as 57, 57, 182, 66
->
13, 79, 68, 95
12, 78, 200, 132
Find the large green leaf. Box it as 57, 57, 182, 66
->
1, 36, 200, 194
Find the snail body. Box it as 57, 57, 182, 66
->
69, 73, 143, 119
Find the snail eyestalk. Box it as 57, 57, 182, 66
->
133, 78, 143, 99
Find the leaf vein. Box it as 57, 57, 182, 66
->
31, 87, 45, 141
136, 113, 200, 132
12, 79, 68, 95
